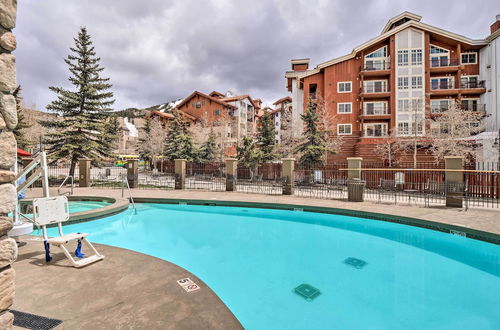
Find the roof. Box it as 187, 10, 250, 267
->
297, 12, 488, 81
17, 148, 32, 157
209, 91, 225, 98
149, 109, 197, 122
273, 96, 292, 105
176, 91, 237, 110
221, 94, 257, 108
381, 11, 422, 34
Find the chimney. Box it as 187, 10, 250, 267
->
291, 58, 310, 71
490, 14, 500, 34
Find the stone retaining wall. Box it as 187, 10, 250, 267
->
0, 0, 17, 328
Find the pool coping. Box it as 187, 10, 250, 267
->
131, 197, 500, 245
66, 195, 130, 224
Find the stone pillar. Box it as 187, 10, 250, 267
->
174, 159, 186, 190
127, 159, 139, 188
445, 156, 464, 208
347, 157, 364, 202
282, 158, 295, 195
0, 1, 18, 327
78, 158, 91, 187
225, 158, 237, 191
347, 157, 362, 180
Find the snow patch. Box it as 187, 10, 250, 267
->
124, 117, 138, 137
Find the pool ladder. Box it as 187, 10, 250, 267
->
122, 176, 136, 212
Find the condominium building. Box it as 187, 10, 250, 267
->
286, 12, 500, 161
270, 96, 292, 144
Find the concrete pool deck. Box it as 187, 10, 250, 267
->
12, 241, 242, 329
26, 187, 500, 237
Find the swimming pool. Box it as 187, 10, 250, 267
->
44, 203, 500, 329
68, 200, 110, 213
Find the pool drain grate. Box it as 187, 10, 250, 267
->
344, 257, 367, 269
294, 283, 321, 301
9, 310, 62, 330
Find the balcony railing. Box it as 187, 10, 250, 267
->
431, 82, 455, 90
363, 84, 388, 93
364, 106, 389, 115
461, 103, 486, 112
460, 80, 485, 89
363, 60, 390, 71
430, 58, 459, 67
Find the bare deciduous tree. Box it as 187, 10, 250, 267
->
373, 129, 401, 167
428, 100, 485, 162
139, 118, 167, 169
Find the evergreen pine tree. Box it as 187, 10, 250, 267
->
100, 115, 120, 160
164, 109, 194, 161
40, 27, 115, 176
196, 129, 217, 163
139, 115, 153, 166
12, 85, 31, 150
256, 110, 276, 162
295, 100, 328, 167
237, 137, 263, 179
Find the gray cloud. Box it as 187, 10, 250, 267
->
15, 0, 499, 110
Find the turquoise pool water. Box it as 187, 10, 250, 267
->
68, 201, 110, 213
44, 203, 500, 329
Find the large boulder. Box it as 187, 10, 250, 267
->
0, 53, 16, 92
0, 237, 16, 269
0, 94, 16, 129
0, 311, 13, 329
0, 130, 15, 169
0, 267, 15, 311
0, 217, 13, 236
0, 0, 16, 30
0, 170, 14, 183
0, 184, 15, 214
0, 31, 15, 51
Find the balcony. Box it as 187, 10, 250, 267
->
429, 58, 461, 73
360, 106, 390, 120
460, 80, 486, 95
361, 84, 390, 98
430, 82, 458, 96
462, 103, 486, 113
361, 60, 390, 76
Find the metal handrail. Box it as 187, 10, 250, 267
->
57, 175, 74, 196
122, 176, 136, 210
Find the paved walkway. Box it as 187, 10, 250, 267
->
13, 241, 242, 329
26, 187, 500, 236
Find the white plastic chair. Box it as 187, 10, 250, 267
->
32, 196, 104, 268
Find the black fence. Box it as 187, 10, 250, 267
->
236, 163, 283, 195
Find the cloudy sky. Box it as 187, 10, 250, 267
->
15, 0, 498, 111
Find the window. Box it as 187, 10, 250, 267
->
309, 84, 317, 99
214, 109, 221, 115
398, 99, 422, 113
461, 98, 480, 112
364, 123, 388, 137
430, 45, 450, 67
411, 49, 422, 65
431, 77, 453, 90
411, 76, 422, 89
337, 103, 352, 114
364, 80, 387, 93
365, 46, 388, 70
338, 124, 352, 135
430, 99, 452, 113
364, 102, 388, 115
398, 122, 423, 136
365, 46, 387, 58
398, 77, 409, 90
338, 82, 352, 93
461, 52, 477, 64
460, 75, 481, 88
397, 50, 408, 66
195, 102, 201, 108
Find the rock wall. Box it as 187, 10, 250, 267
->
0, 0, 17, 328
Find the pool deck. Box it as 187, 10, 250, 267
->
12, 241, 242, 329
26, 187, 500, 237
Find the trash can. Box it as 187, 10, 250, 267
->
347, 179, 365, 202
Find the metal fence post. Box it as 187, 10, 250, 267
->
174, 159, 186, 190
445, 156, 464, 208
127, 159, 139, 188
226, 158, 237, 191
78, 158, 91, 187
282, 158, 295, 195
